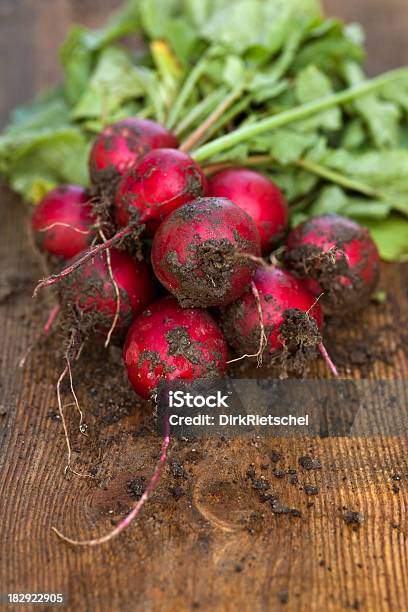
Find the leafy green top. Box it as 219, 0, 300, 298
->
1, 0, 408, 261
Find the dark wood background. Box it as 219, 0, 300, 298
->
0, 1, 407, 611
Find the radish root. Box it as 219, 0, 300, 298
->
99, 229, 121, 348
228, 281, 267, 367
306, 293, 339, 378
57, 332, 92, 477
33, 224, 141, 297
52, 417, 171, 546
318, 342, 339, 378
39, 222, 91, 236
18, 304, 61, 368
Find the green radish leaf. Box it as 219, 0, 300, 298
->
1, 0, 408, 268
292, 18, 365, 75
72, 47, 147, 121
294, 65, 342, 131
138, 0, 179, 38
325, 149, 408, 216
343, 62, 401, 148
256, 128, 317, 164
361, 215, 408, 262
309, 185, 391, 219
60, 0, 140, 103
6, 88, 70, 133
199, 0, 322, 56
0, 128, 90, 203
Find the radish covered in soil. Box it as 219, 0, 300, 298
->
60, 247, 156, 339
32, 185, 95, 259
34, 148, 207, 296
89, 118, 178, 196
220, 266, 336, 375
151, 197, 262, 308
285, 215, 380, 313
115, 148, 207, 233
124, 296, 228, 399
207, 168, 288, 253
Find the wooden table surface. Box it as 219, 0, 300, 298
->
0, 2, 407, 611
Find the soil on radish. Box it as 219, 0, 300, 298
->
221, 281, 323, 375
152, 197, 261, 308
285, 216, 380, 313
58, 248, 155, 340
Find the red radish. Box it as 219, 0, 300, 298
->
285, 215, 380, 313
151, 197, 262, 308
220, 266, 338, 375
60, 248, 156, 339
34, 149, 207, 296
124, 296, 228, 399
115, 148, 207, 233
207, 168, 288, 253
89, 118, 178, 194
32, 185, 95, 259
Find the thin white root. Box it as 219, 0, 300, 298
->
234, 252, 265, 266
251, 281, 268, 366
52, 419, 171, 546
56, 363, 72, 471
57, 333, 93, 478
228, 281, 267, 367
39, 222, 91, 235
66, 348, 87, 436
99, 229, 121, 348
306, 292, 325, 315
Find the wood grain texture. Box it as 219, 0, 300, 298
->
0, 2, 407, 611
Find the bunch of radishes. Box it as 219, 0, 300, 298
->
30, 116, 382, 546
32, 117, 380, 400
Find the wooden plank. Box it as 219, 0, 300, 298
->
0, 2, 407, 611
324, 0, 408, 75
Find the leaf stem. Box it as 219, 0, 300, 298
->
192, 67, 408, 162
174, 89, 225, 137
180, 85, 243, 153
167, 51, 211, 130
202, 94, 253, 143
294, 158, 378, 198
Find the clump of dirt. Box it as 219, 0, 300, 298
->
270, 450, 282, 463
277, 308, 322, 374
273, 470, 286, 479
170, 457, 187, 479
343, 508, 364, 526
298, 455, 322, 470
251, 478, 271, 491
245, 463, 302, 518
304, 484, 319, 496
127, 476, 146, 500
171, 485, 185, 500
277, 588, 289, 604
